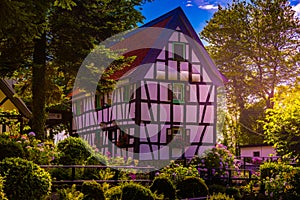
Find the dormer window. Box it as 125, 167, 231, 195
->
173, 42, 185, 61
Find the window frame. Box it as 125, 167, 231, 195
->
253, 151, 260, 157
168, 83, 185, 103
172, 42, 186, 61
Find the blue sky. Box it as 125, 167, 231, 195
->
140, 0, 300, 35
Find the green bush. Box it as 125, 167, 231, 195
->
158, 162, 199, 185
190, 144, 235, 184
259, 161, 293, 179
0, 138, 25, 160
176, 176, 208, 199
208, 184, 226, 194
226, 187, 242, 200
0, 175, 7, 200
57, 184, 84, 200
208, 193, 234, 200
150, 177, 176, 199
0, 157, 51, 200
81, 181, 105, 200
57, 137, 93, 165
121, 182, 155, 200
105, 186, 122, 200
83, 154, 107, 179
258, 162, 300, 199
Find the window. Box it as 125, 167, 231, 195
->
168, 83, 187, 103
123, 85, 134, 102
75, 100, 83, 115
95, 93, 111, 109
173, 42, 185, 61
95, 94, 104, 109
253, 151, 260, 157
117, 129, 129, 148
123, 85, 130, 102
167, 128, 190, 148
167, 127, 183, 143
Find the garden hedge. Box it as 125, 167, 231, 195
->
0, 157, 51, 200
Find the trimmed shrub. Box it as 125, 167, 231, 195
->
121, 182, 155, 200
105, 186, 122, 200
57, 137, 93, 165
57, 184, 84, 200
208, 193, 234, 200
81, 181, 105, 200
0, 175, 7, 200
226, 187, 242, 200
0, 157, 51, 200
0, 138, 25, 160
176, 176, 208, 199
83, 154, 107, 179
150, 177, 176, 199
208, 184, 226, 194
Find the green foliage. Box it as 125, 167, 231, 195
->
57, 137, 93, 165
104, 186, 122, 200
259, 161, 293, 179
208, 184, 226, 194
0, 137, 25, 161
208, 193, 234, 200
263, 86, 300, 159
83, 154, 108, 179
176, 176, 208, 199
81, 181, 105, 200
190, 144, 235, 183
0, 175, 8, 200
0, 132, 57, 165
1, 0, 152, 139
150, 177, 176, 199
225, 187, 242, 200
57, 184, 84, 200
158, 161, 199, 185
0, 157, 51, 200
259, 162, 300, 198
121, 182, 155, 200
201, 0, 300, 146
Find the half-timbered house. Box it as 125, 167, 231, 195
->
0, 79, 32, 133
72, 7, 226, 162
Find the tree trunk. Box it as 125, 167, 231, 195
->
32, 33, 46, 139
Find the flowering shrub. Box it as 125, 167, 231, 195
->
260, 162, 300, 199
189, 144, 235, 181
0, 132, 57, 164
0, 136, 25, 160
157, 161, 199, 185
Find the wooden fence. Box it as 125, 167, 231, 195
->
39, 165, 158, 185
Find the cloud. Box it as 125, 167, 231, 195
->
198, 4, 218, 10
185, 0, 193, 7
292, 3, 300, 18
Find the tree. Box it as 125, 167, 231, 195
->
1, 0, 152, 139
201, 0, 300, 145
263, 83, 300, 160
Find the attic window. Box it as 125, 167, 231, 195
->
173, 42, 185, 61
